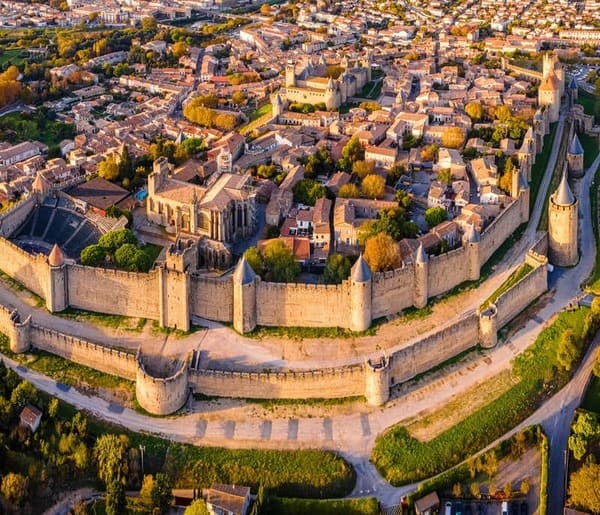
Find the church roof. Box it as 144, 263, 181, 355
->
351, 254, 371, 282
48, 244, 65, 267
233, 256, 256, 285
568, 134, 584, 156
554, 171, 575, 206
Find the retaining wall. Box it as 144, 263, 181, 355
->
190, 275, 233, 322
0, 197, 36, 238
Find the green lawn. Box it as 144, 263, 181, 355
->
0, 332, 135, 394
585, 165, 600, 293
480, 263, 533, 310
266, 497, 379, 515
164, 443, 355, 498
578, 132, 599, 170
578, 88, 600, 123
530, 123, 558, 213
372, 308, 591, 485
56, 307, 146, 332
0, 48, 25, 66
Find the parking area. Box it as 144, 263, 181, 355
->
441, 500, 529, 515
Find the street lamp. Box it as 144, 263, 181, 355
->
139, 444, 146, 478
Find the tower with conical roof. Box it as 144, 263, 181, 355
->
413, 243, 429, 309
232, 256, 257, 333
569, 76, 578, 104
349, 254, 372, 332
47, 243, 68, 312
463, 224, 481, 281
272, 90, 284, 121
548, 171, 578, 266
567, 133, 584, 178
539, 72, 560, 123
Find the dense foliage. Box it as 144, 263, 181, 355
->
373, 306, 598, 484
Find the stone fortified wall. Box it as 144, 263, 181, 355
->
0, 196, 35, 238
0, 184, 528, 333
135, 353, 190, 415
31, 323, 137, 381
0, 245, 548, 413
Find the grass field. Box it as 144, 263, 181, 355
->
266, 497, 379, 514
56, 307, 146, 332
0, 48, 25, 66
480, 263, 533, 310
530, 123, 558, 213
0, 333, 135, 394
372, 308, 590, 485
164, 443, 355, 498
578, 132, 599, 170
585, 165, 600, 293
239, 103, 272, 135
578, 88, 600, 122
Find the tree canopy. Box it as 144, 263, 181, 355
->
364, 232, 400, 272
568, 463, 600, 513
292, 179, 327, 206
323, 254, 352, 284
244, 240, 300, 283
362, 174, 385, 199
425, 206, 448, 228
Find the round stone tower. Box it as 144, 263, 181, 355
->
549, 171, 578, 267
463, 224, 481, 281
478, 304, 498, 349
8, 310, 31, 354
364, 356, 390, 406
232, 256, 257, 334
350, 254, 372, 332
413, 243, 429, 309
567, 133, 584, 178
47, 243, 68, 313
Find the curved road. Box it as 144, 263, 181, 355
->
2, 107, 599, 508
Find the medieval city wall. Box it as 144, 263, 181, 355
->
388, 312, 480, 385
0, 237, 49, 298
495, 254, 548, 327
136, 356, 190, 415
255, 281, 350, 327
30, 324, 137, 380
190, 275, 233, 322
479, 198, 524, 265
428, 247, 470, 297
189, 365, 364, 399
0, 196, 35, 238
371, 266, 414, 318
66, 265, 160, 320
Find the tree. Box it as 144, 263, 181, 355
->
80, 244, 106, 267
362, 174, 385, 199
495, 105, 512, 122
323, 254, 352, 284
140, 474, 154, 509
185, 499, 210, 515
425, 206, 448, 228
244, 246, 264, 277
593, 349, 600, 378
115, 244, 151, 272
231, 91, 247, 107
499, 158, 515, 195
119, 145, 133, 180
106, 480, 126, 515
442, 127, 465, 149
151, 473, 172, 514
470, 481, 480, 498
171, 41, 188, 59
94, 434, 129, 486
364, 233, 400, 272
292, 179, 326, 206
557, 329, 579, 371
420, 144, 438, 162
1, 473, 29, 507
338, 183, 360, 198
503, 481, 512, 497
262, 239, 300, 283
98, 229, 137, 254
98, 156, 120, 181
438, 168, 452, 185
338, 136, 364, 171
465, 102, 484, 122
352, 159, 376, 179
259, 2, 271, 15
520, 479, 530, 495
452, 482, 462, 497
568, 463, 600, 513
568, 412, 600, 460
